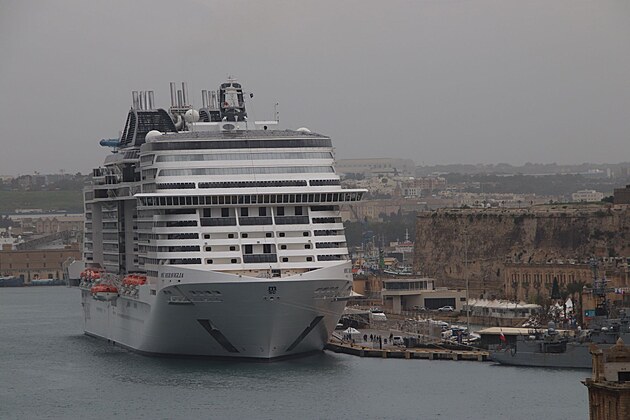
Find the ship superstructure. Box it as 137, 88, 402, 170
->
81, 80, 365, 359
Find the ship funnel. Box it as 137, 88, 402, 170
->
170, 82, 177, 107
148, 91, 154, 110
201, 90, 208, 108
182, 82, 188, 106
140, 91, 146, 110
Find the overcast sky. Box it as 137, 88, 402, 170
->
2, 0, 630, 175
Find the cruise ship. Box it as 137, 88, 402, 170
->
80, 80, 365, 359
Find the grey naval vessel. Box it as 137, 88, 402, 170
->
79, 80, 365, 359
491, 270, 630, 369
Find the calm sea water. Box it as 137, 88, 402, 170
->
1, 287, 588, 420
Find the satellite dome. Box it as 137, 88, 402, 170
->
296, 127, 311, 133
184, 109, 200, 123
145, 130, 163, 142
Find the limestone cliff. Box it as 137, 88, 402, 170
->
414, 204, 630, 298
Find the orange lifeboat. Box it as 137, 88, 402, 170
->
90, 284, 118, 301
122, 274, 147, 287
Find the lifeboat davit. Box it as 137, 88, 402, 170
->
90, 284, 118, 301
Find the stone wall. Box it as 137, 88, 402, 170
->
414, 204, 630, 299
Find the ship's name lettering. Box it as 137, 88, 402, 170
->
161, 273, 184, 278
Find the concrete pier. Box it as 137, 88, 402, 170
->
325, 340, 490, 362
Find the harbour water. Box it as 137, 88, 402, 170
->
1, 287, 588, 419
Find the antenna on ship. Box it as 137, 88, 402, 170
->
590, 257, 610, 318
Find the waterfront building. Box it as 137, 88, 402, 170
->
505, 260, 630, 326
583, 339, 630, 420
505, 261, 594, 302
381, 277, 466, 313
0, 243, 81, 282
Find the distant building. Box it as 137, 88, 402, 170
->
15, 174, 46, 190
614, 185, 630, 205
401, 176, 447, 197
336, 158, 416, 178
573, 190, 604, 202
9, 214, 83, 235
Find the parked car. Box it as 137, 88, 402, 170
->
412, 305, 426, 311
437, 306, 455, 312
392, 336, 405, 346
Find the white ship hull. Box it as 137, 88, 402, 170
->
81, 263, 351, 359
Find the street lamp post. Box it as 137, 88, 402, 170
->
464, 229, 470, 332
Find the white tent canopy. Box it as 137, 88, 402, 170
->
343, 327, 361, 335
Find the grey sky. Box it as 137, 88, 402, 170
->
2, 0, 630, 175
